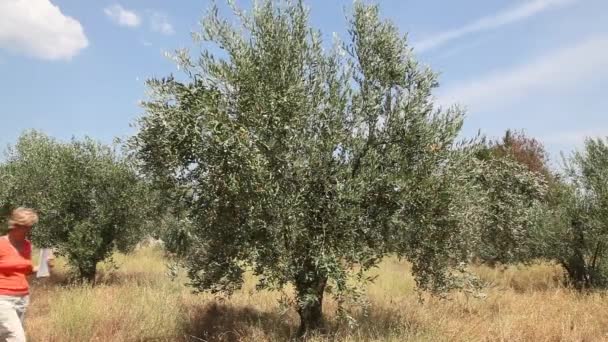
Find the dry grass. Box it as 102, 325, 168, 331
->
24, 248, 608, 341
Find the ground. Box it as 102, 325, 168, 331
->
24, 247, 608, 341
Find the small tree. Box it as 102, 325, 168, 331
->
0, 131, 151, 281
132, 0, 543, 335
534, 138, 608, 289
472, 131, 549, 265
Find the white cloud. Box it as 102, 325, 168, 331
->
0, 0, 88, 61
415, 0, 575, 53
104, 4, 141, 28
542, 129, 608, 145
437, 36, 608, 110
537, 129, 608, 163
149, 12, 174, 35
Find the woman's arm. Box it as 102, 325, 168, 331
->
0, 258, 33, 273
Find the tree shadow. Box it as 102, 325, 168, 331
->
30, 270, 70, 287
323, 304, 428, 341
180, 301, 422, 342
94, 270, 164, 287
181, 302, 297, 342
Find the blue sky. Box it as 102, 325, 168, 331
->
1, 0, 607, 163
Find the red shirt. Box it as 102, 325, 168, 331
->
0, 237, 32, 296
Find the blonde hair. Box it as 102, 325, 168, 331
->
8, 207, 39, 230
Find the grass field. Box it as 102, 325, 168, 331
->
24, 247, 608, 341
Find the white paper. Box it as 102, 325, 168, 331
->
36, 248, 51, 278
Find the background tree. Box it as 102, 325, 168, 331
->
533, 138, 608, 289
474, 158, 547, 265
471, 130, 550, 265
0, 131, 152, 282
131, 0, 544, 335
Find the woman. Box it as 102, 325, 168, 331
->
0, 208, 40, 342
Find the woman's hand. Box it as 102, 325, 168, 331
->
47, 254, 55, 268
31, 250, 55, 276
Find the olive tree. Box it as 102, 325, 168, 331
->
132, 0, 543, 335
0, 131, 151, 281
471, 141, 548, 265
534, 138, 608, 289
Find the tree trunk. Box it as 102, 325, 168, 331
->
562, 253, 589, 290
77, 264, 97, 284
295, 271, 327, 338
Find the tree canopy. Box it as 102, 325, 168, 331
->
131, 0, 545, 335
0, 131, 152, 281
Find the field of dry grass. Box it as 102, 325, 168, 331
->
24, 247, 608, 341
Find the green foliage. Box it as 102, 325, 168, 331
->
534, 138, 608, 289
0, 131, 151, 281
156, 213, 194, 259
475, 156, 547, 265
470, 131, 550, 266
131, 0, 545, 334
